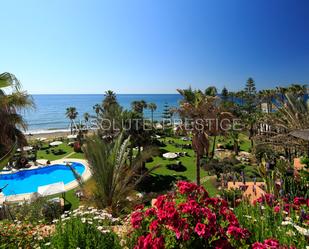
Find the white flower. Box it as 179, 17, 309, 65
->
293, 225, 309, 236
81, 218, 86, 223
44, 242, 51, 246
244, 215, 252, 219
52, 219, 59, 223
88, 221, 93, 224
286, 230, 295, 236
281, 221, 292, 226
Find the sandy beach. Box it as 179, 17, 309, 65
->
25, 131, 71, 141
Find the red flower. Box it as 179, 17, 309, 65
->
252, 242, 266, 249
227, 225, 249, 240
293, 197, 307, 206
145, 208, 156, 217
273, 205, 280, 213
194, 222, 206, 237
131, 211, 143, 229
149, 220, 159, 233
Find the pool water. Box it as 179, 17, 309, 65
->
0, 162, 85, 196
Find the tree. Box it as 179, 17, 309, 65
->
162, 102, 171, 120
0, 72, 34, 157
177, 88, 233, 185
66, 107, 78, 134
83, 133, 157, 214
243, 78, 258, 147
131, 100, 147, 114
205, 86, 218, 97
221, 87, 228, 101
93, 104, 101, 117
102, 90, 117, 110
147, 102, 157, 126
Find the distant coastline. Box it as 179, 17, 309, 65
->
23, 93, 182, 134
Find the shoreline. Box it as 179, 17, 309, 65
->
25, 129, 96, 140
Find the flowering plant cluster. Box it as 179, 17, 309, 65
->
252, 238, 296, 249
129, 181, 250, 249
254, 194, 309, 225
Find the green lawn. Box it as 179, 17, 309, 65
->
36, 143, 75, 161
34, 140, 86, 161
145, 134, 251, 196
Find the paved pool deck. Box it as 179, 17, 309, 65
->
0, 158, 92, 204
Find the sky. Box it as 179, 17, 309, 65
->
1, 0, 309, 94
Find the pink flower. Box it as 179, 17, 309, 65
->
149, 220, 159, 233
131, 211, 143, 229
293, 197, 307, 206
194, 222, 206, 237
227, 225, 249, 240
273, 205, 280, 213
252, 242, 266, 249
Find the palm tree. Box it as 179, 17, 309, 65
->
93, 104, 101, 117
0, 72, 34, 158
177, 88, 233, 185
83, 112, 90, 123
147, 102, 157, 126
102, 90, 117, 110
83, 133, 158, 214
131, 100, 147, 114
66, 107, 78, 134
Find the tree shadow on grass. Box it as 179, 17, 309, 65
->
137, 173, 187, 193
159, 148, 169, 155
166, 164, 187, 172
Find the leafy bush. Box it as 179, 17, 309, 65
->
1, 197, 61, 223
48, 217, 121, 249
0, 221, 42, 248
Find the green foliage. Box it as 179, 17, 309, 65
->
1, 197, 61, 223
49, 217, 121, 249
84, 133, 156, 214
235, 202, 308, 248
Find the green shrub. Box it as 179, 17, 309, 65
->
47, 217, 121, 249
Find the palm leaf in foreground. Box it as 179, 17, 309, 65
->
83, 134, 158, 214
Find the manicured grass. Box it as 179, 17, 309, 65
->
146, 136, 207, 181
36, 143, 75, 161
67, 151, 85, 159
210, 133, 251, 152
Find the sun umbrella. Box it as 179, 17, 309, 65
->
67, 134, 77, 139
17, 146, 33, 152
37, 182, 65, 196
50, 141, 63, 146
36, 137, 47, 141
163, 152, 178, 159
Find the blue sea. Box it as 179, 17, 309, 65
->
23, 94, 181, 133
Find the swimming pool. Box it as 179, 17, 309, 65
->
0, 162, 85, 196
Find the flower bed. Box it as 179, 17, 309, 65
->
128, 181, 308, 249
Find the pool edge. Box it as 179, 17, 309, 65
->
0, 159, 92, 203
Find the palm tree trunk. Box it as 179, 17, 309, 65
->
211, 135, 217, 158
151, 111, 154, 129
234, 139, 239, 155
196, 154, 201, 186
70, 121, 73, 135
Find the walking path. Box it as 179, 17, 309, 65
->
62, 151, 76, 159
